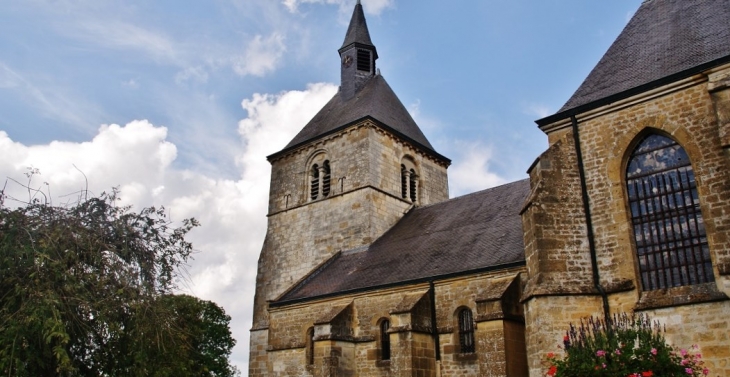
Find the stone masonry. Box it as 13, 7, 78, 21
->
524, 64, 730, 376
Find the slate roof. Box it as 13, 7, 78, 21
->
272, 74, 441, 159
544, 0, 730, 123
274, 179, 530, 304
339, 0, 377, 58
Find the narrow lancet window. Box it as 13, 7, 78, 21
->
401, 165, 408, 199
306, 327, 315, 365
380, 320, 391, 361
458, 308, 475, 354
626, 134, 714, 290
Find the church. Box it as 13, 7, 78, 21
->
249, 0, 730, 376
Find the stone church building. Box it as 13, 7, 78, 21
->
250, 0, 730, 375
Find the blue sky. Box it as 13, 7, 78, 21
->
0, 0, 642, 371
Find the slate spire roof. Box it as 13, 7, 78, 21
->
339, 0, 378, 59
269, 1, 444, 161
539, 0, 730, 125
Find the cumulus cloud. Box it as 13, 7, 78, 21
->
0, 82, 337, 371
283, 0, 394, 16
447, 142, 507, 197
232, 33, 287, 77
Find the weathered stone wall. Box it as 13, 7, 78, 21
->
257, 268, 526, 377
525, 65, 730, 376
266, 120, 448, 214
521, 131, 595, 299
251, 119, 450, 332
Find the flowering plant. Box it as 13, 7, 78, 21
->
544, 313, 709, 377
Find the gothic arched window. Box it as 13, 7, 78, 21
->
458, 308, 475, 354
626, 133, 714, 291
380, 319, 391, 361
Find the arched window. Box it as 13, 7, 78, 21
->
409, 169, 417, 203
626, 133, 714, 291
306, 327, 315, 365
322, 160, 331, 197
310, 164, 320, 201
400, 158, 418, 203
401, 164, 408, 199
458, 308, 475, 354
380, 319, 391, 360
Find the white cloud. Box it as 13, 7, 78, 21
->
0, 82, 338, 372
232, 33, 287, 77
447, 141, 507, 197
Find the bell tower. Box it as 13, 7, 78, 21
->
338, 0, 378, 100
249, 2, 450, 375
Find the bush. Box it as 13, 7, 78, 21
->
545, 313, 709, 377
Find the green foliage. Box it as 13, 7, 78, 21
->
0, 186, 238, 376
545, 313, 709, 377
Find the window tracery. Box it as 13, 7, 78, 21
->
626, 133, 714, 290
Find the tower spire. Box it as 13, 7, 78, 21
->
338, 1, 378, 99
339, 1, 377, 57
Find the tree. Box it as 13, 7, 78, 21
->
0, 186, 238, 376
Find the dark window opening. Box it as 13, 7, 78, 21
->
401, 165, 407, 199
380, 320, 391, 360
409, 169, 417, 203
357, 49, 371, 72
310, 164, 319, 201
458, 309, 475, 354
306, 327, 315, 365
322, 160, 331, 197
626, 134, 714, 291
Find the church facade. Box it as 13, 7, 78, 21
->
250, 1, 730, 376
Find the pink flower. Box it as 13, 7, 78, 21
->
686, 368, 693, 374
681, 349, 688, 356
596, 350, 606, 357
615, 349, 622, 355
602, 363, 606, 369
696, 353, 702, 359
681, 359, 688, 366
650, 348, 657, 355
703, 368, 710, 375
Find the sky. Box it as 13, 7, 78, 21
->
0, 0, 643, 372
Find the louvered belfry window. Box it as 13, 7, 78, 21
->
458, 308, 475, 354
380, 320, 391, 361
401, 165, 407, 199
322, 160, 331, 197
626, 134, 714, 291
310, 164, 320, 200
357, 49, 371, 72
409, 169, 417, 203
